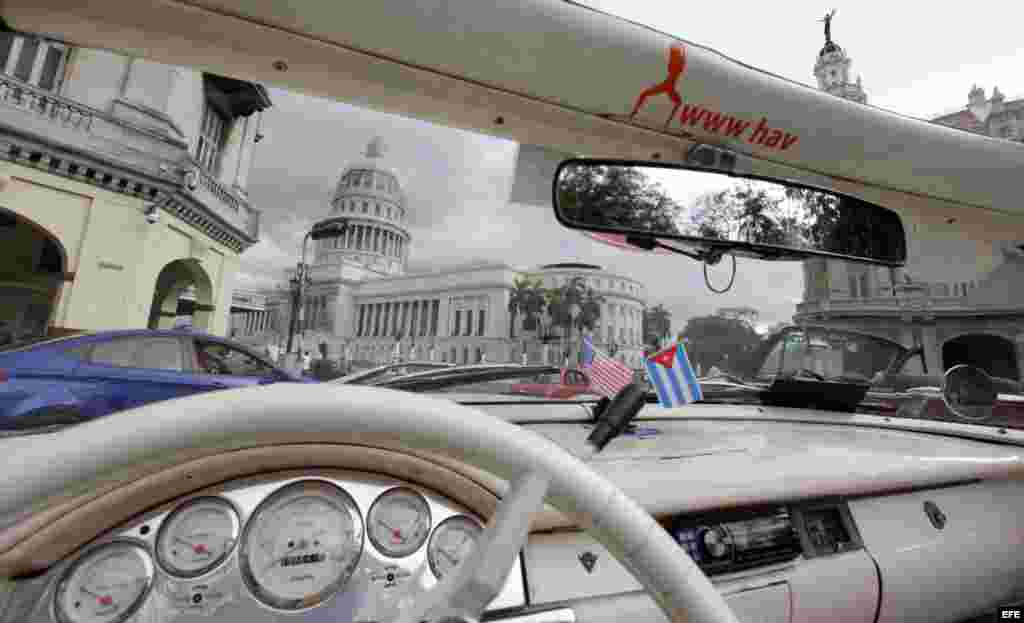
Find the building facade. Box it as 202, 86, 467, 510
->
794, 23, 1024, 380
0, 25, 270, 343
932, 85, 1024, 142
255, 138, 648, 369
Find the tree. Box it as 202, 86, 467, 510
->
678, 312, 761, 375
539, 276, 606, 362
508, 275, 543, 338
576, 284, 605, 334
643, 304, 672, 349
557, 164, 685, 234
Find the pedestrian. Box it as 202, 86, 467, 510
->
302, 350, 312, 375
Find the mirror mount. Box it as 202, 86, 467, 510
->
686, 143, 744, 174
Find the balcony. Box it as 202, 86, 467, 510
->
796, 292, 989, 319
0, 76, 93, 132
190, 165, 260, 240
0, 74, 258, 245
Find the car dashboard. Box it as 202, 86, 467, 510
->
2, 414, 1024, 623
1, 470, 525, 623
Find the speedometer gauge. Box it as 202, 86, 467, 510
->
156, 497, 239, 577
54, 541, 154, 623
239, 480, 364, 611
367, 487, 431, 558
427, 515, 482, 579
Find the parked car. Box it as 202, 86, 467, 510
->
509, 368, 592, 398
331, 361, 454, 385
0, 329, 310, 431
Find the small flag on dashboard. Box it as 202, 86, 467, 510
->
581, 335, 634, 398
645, 343, 702, 408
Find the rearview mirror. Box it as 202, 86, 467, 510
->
942, 364, 996, 421
552, 159, 906, 265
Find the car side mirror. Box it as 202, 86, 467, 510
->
942, 364, 996, 421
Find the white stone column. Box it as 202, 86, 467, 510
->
440, 298, 451, 337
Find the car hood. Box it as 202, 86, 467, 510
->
425, 392, 596, 403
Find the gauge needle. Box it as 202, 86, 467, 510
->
377, 518, 405, 543
174, 536, 195, 548
438, 548, 460, 567
80, 587, 116, 607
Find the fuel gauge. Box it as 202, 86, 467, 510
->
427, 515, 482, 579
156, 497, 240, 577
54, 541, 154, 623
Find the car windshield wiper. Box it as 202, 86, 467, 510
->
374, 364, 561, 392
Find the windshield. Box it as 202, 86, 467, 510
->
754, 329, 904, 384
2, 6, 1023, 437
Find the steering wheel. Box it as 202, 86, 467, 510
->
0, 384, 740, 623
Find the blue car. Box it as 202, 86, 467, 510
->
0, 329, 311, 431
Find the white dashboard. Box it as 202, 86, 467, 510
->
4, 472, 1024, 623
2, 413, 1024, 623
0, 471, 524, 623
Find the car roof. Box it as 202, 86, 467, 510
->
1, 329, 241, 354
15, 1, 1024, 218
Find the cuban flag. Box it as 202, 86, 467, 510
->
645, 342, 702, 408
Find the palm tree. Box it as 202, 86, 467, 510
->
508, 276, 529, 339
508, 275, 544, 338
521, 279, 547, 331
576, 286, 605, 334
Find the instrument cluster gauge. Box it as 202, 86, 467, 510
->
239, 480, 364, 611
53, 541, 155, 623
427, 515, 482, 579
367, 487, 431, 558
155, 497, 240, 577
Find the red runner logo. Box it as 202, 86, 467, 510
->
630, 44, 687, 127
622, 43, 800, 152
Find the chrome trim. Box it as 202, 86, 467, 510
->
237, 479, 365, 612
52, 540, 155, 623
488, 607, 577, 623
366, 486, 432, 558
154, 496, 241, 578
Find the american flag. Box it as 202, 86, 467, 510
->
580, 335, 635, 398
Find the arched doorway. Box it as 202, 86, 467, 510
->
147, 259, 214, 331
942, 334, 1020, 381
0, 208, 67, 344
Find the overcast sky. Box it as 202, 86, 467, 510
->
237, 1, 1024, 335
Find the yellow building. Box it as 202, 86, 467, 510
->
0, 25, 270, 342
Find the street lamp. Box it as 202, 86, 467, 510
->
286, 219, 347, 355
